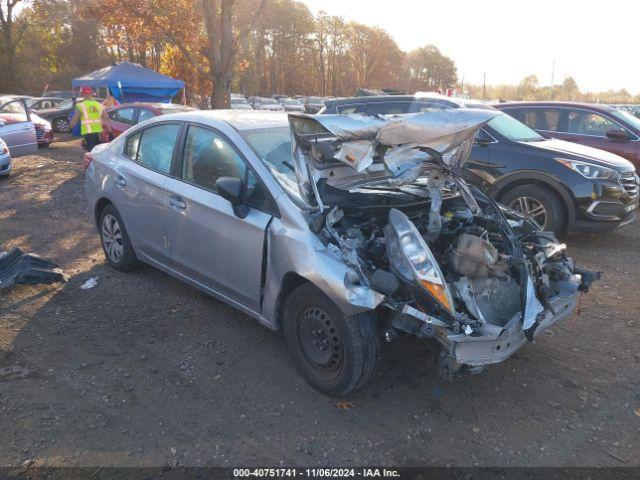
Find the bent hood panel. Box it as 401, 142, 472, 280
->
289, 110, 497, 205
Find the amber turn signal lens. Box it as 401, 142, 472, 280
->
420, 279, 453, 314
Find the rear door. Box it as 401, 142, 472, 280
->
109, 122, 183, 265
0, 100, 37, 157
165, 124, 274, 311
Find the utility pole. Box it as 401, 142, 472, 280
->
550, 59, 556, 99
482, 72, 487, 99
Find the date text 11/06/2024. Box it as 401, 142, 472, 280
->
233, 468, 401, 478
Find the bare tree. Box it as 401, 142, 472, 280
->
0, 0, 28, 91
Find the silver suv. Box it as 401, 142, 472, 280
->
85, 110, 597, 395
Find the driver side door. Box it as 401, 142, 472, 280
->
165, 124, 274, 312
0, 100, 37, 157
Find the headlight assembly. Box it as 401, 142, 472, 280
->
385, 208, 455, 315
556, 158, 618, 180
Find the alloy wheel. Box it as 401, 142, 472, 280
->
508, 196, 548, 229
54, 118, 70, 133
101, 214, 124, 263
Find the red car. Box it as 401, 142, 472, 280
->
101, 103, 195, 142
495, 101, 640, 170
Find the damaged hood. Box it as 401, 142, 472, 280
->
289, 109, 497, 207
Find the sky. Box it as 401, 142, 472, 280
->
301, 0, 640, 95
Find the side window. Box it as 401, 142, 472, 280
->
365, 102, 411, 115
124, 131, 141, 159
30, 101, 43, 110
566, 110, 618, 137
114, 107, 136, 125
128, 124, 181, 173
336, 103, 365, 114
181, 126, 271, 211
138, 108, 155, 123
0, 100, 28, 122
514, 108, 560, 131
182, 126, 246, 192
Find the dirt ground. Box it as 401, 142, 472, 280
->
1, 137, 639, 468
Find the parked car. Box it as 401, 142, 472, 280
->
250, 97, 284, 111
32, 98, 76, 133
230, 98, 253, 110
302, 96, 325, 113
102, 102, 195, 141
0, 137, 11, 176
322, 95, 639, 233
43, 90, 74, 99
282, 98, 305, 112
494, 102, 640, 170
85, 109, 597, 395
0, 96, 40, 155
28, 97, 67, 111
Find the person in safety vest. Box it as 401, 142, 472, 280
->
69, 86, 111, 151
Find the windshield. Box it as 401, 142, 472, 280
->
488, 112, 545, 142
241, 126, 299, 199
285, 100, 301, 105
259, 98, 278, 105
610, 108, 640, 132
231, 98, 247, 104
308, 97, 323, 104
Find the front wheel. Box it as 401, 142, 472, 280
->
283, 284, 380, 396
53, 117, 70, 133
501, 184, 566, 234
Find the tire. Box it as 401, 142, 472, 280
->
501, 184, 566, 234
98, 204, 140, 272
53, 117, 70, 133
283, 283, 380, 396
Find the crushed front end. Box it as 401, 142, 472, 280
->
288, 111, 599, 379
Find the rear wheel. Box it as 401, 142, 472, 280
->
283, 283, 380, 396
501, 184, 566, 234
53, 117, 70, 133
99, 204, 140, 272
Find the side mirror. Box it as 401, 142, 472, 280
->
216, 176, 249, 218
474, 130, 493, 147
0, 119, 6, 127
606, 128, 629, 141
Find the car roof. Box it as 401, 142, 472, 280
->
162, 109, 289, 131
494, 101, 618, 113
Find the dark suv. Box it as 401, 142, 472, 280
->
321, 95, 639, 233
494, 102, 640, 170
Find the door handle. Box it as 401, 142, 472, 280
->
169, 195, 186, 210
113, 175, 126, 187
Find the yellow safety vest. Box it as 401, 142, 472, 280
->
76, 100, 104, 135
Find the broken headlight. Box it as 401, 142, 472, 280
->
385, 208, 455, 315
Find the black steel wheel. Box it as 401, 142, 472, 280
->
283, 283, 380, 396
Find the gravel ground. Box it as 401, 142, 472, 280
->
0, 137, 639, 468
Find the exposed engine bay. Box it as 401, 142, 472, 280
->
288, 111, 599, 379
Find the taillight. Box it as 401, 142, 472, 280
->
83, 152, 93, 170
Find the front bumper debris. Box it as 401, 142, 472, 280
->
0, 248, 68, 290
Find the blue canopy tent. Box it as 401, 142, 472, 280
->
71, 61, 185, 103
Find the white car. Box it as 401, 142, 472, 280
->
0, 137, 11, 176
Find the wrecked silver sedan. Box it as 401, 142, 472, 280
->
85, 109, 597, 396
